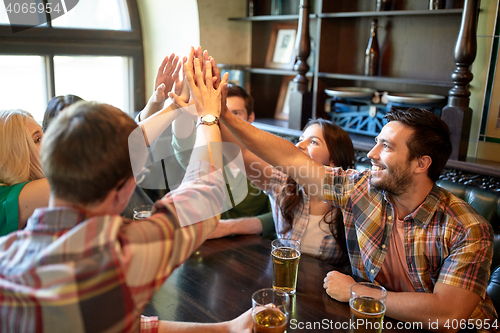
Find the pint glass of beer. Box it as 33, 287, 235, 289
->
271, 238, 301, 295
349, 282, 387, 333
252, 288, 289, 333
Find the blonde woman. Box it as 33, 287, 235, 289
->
0, 110, 50, 235
0, 54, 184, 237
0, 104, 168, 237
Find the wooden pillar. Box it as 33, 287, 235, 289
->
288, 0, 312, 130
441, 0, 479, 161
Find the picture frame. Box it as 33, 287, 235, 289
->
275, 76, 296, 120
265, 23, 298, 70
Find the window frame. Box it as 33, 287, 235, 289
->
0, 0, 145, 113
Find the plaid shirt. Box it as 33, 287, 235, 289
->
324, 167, 498, 324
140, 316, 158, 333
266, 168, 347, 265
0, 162, 224, 333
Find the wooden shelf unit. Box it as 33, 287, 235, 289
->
234, 0, 465, 124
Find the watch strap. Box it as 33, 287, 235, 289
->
196, 115, 219, 127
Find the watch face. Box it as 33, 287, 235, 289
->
203, 115, 216, 122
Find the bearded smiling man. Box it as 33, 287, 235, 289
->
369, 121, 421, 196
219, 107, 498, 332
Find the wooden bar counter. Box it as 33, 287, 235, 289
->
144, 234, 429, 332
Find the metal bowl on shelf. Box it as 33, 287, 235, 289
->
385, 93, 445, 105
325, 87, 376, 100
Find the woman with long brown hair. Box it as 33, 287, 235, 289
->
213, 118, 355, 265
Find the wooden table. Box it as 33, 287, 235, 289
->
144, 234, 428, 332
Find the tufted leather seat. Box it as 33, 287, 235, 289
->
436, 179, 500, 312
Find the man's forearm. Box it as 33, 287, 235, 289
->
187, 124, 223, 174
158, 321, 228, 333
169, 127, 225, 229
221, 112, 326, 199
385, 286, 481, 333
221, 112, 293, 168
157, 308, 252, 332
139, 101, 182, 146
228, 216, 264, 234
140, 98, 165, 121
209, 217, 264, 239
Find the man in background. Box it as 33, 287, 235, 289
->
172, 83, 274, 239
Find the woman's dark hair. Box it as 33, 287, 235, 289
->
277, 118, 355, 262
42, 95, 84, 132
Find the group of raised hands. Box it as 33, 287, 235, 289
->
141, 46, 230, 124
138, 50, 253, 332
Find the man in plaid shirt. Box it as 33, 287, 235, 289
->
0, 53, 252, 332
221, 107, 498, 332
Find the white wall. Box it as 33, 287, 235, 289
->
137, 0, 200, 100
197, 0, 251, 65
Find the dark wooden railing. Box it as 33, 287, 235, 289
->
283, 0, 484, 165
288, 0, 312, 130
441, 0, 480, 161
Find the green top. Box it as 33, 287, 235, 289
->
172, 131, 275, 237
0, 181, 30, 236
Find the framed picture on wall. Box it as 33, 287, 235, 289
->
275, 76, 296, 120
266, 23, 298, 70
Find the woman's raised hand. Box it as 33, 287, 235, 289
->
170, 47, 228, 118
154, 53, 181, 101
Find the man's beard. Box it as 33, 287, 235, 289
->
370, 163, 412, 196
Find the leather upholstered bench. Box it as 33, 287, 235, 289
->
436, 179, 500, 312
353, 162, 500, 311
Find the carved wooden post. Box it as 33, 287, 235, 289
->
288, 0, 312, 130
441, 0, 479, 160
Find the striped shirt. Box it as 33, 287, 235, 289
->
140, 316, 158, 333
324, 167, 498, 325
267, 168, 347, 265
0, 162, 224, 333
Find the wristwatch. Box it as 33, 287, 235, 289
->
197, 114, 219, 127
